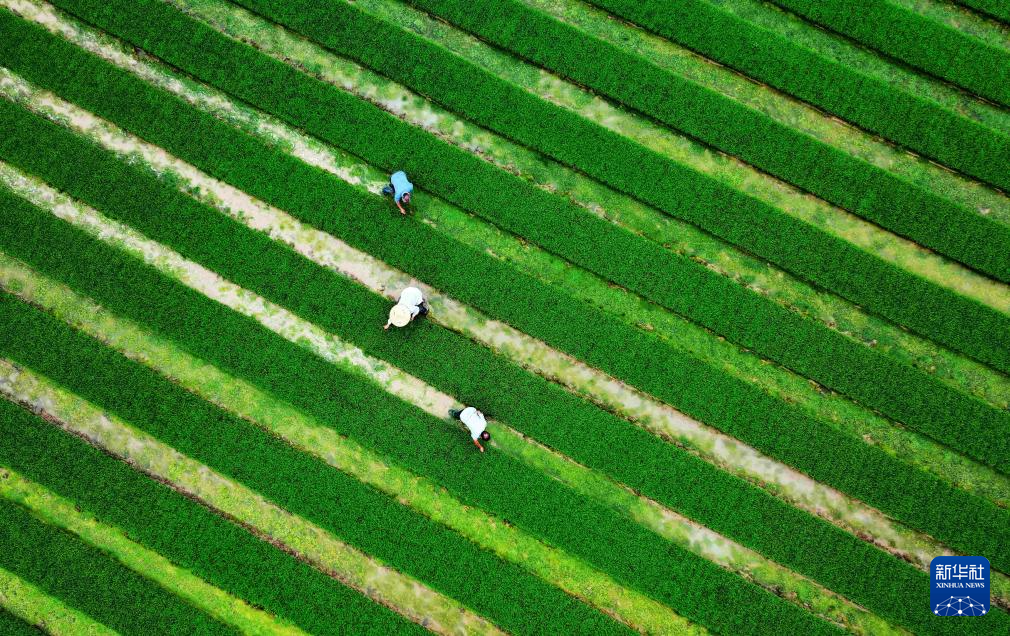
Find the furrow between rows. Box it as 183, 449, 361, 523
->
9, 0, 1010, 504
0, 109, 997, 633
0, 252, 899, 635
40, 0, 1010, 470
1, 37, 1010, 609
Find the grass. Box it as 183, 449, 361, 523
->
956, 0, 1010, 23
4, 37, 1010, 587
3, 0, 1010, 632
0, 468, 310, 636
0, 497, 229, 635
1, 104, 1006, 633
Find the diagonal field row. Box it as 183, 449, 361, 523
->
0, 76, 997, 636
400, 0, 1010, 281
766, 0, 1010, 109
0, 252, 897, 634
4, 3, 1009, 583
3, 0, 1009, 633
586, 0, 1010, 193
0, 85, 1001, 599
32, 0, 1010, 477
9, 0, 1010, 513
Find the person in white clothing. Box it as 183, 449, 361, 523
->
384, 286, 429, 330
449, 406, 491, 452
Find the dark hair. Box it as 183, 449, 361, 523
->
402, 192, 411, 203
480, 431, 491, 441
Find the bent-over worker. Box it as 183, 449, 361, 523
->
381, 170, 413, 215
384, 286, 428, 330
449, 406, 491, 453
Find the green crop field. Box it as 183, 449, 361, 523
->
1, 0, 1009, 633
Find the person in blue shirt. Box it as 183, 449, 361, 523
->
381, 170, 414, 215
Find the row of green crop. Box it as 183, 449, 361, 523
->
26, 2, 1010, 475
0, 488, 227, 635
5, 14, 1009, 585
585, 0, 1010, 193
403, 0, 1010, 283
956, 0, 1010, 23
0, 99, 1000, 636
0, 199, 842, 636
0, 261, 629, 636
769, 0, 1010, 108
201, 0, 1010, 378
0, 390, 422, 635
0, 111, 954, 636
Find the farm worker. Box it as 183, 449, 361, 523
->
449, 406, 491, 453
381, 170, 413, 215
384, 286, 428, 330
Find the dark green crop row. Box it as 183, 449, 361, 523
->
0, 608, 40, 635
2, 97, 1006, 635
27, 2, 1010, 473
4, 16, 1009, 587
956, 0, 1010, 23
585, 0, 1010, 193
769, 0, 1010, 108
0, 199, 842, 636
0, 490, 228, 635
404, 0, 1010, 283
221, 0, 1010, 377
0, 262, 629, 636
0, 113, 966, 634
0, 392, 422, 635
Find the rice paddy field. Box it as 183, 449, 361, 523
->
2, 0, 1010, 634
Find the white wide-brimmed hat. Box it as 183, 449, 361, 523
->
388, 304, 412, 328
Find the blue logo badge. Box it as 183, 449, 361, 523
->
930, 556, 989, 616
